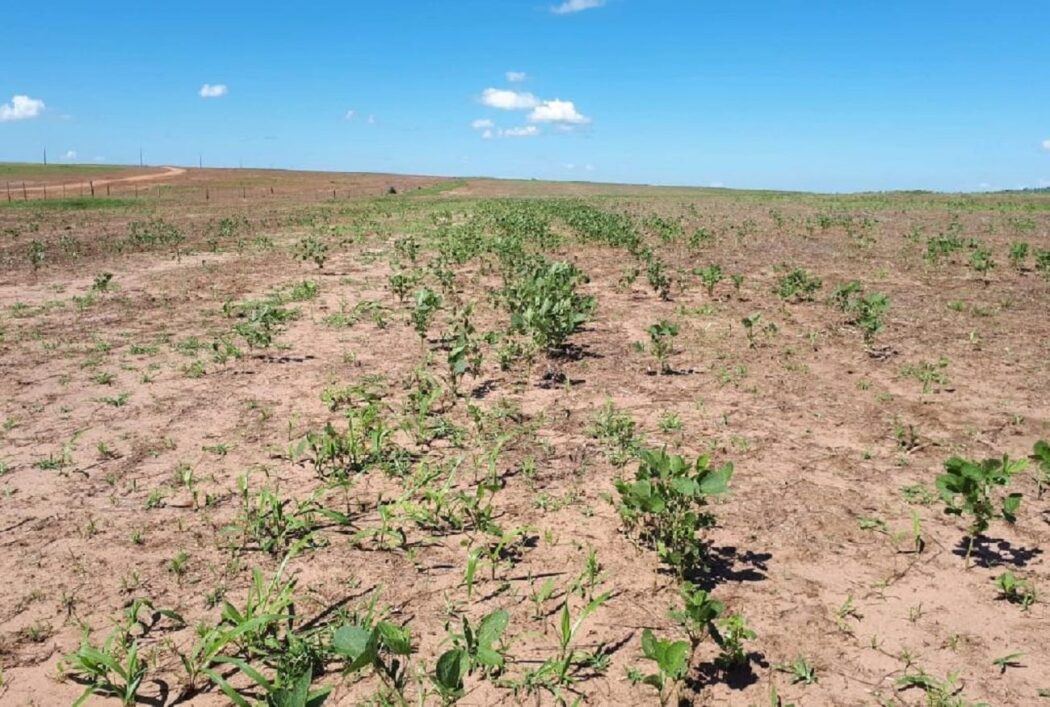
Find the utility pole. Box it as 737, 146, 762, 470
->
199, 154, 202, 169
43, 147, 47, 166
139, 148, 144, 167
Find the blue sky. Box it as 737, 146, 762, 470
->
2, 1, 1048, 192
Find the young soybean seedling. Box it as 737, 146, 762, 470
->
646, 320, 679, 374
741, 313, 761, 348
1030, 439, 1050, 498
411, 288, 442, 343
637, 629, 691, 707
439, 609, 510, 683
694, 264, 723, 297
936, 453, 1026, 566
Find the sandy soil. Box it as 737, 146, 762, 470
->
0, 169, 1047, 706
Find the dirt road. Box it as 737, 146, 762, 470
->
19, 166, 186, 194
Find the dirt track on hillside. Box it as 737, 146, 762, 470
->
19, 166, 186, 194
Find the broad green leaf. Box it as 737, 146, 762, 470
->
377, 621, 412, 655
477, 609, 509, 648
640, 628, 658, 660
700, 463, 733, 495
331, 625, 376, 671
435, 649, 468, 692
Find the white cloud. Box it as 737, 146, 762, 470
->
1042, 139, 1050, 151
551, 0, 605, 14
367, 114, 376, 125
481, 88, 539, 110
345, 109, 356, 120
199, 83, 228, 98
62, 150, 77, 161
471, 118, 495, 130
528, 99, 590, 125
506, 71, 527, 83
504, 126, 539, 137
0, 94, 45, 122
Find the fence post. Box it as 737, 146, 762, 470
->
206, 187, 209, 201
106, 184, 110, 196
242, 187, 246, 199
43, 184, 47, 199
23, 182, 27, 200
90, 180, 95, 197
5, 182, 10, 202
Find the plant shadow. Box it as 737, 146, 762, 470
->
952, 535, 1043, 568
686, 546, 771, 591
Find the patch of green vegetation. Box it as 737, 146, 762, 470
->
0, 197, 142, 211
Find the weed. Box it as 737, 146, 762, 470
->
588, 402, 638, 467
901, 357, 950, 394
994, 571, 1037, 610
776, 657, 818, 685
62, 631, 147, 707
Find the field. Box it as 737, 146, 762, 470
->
0, 166, 1048, 706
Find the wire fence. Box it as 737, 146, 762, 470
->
4, 178, 409, 206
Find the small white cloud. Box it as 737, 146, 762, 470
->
199, 83, 228, 98
551, 0, 605, 14
93, 156, 106, 162
471, 118, 495, 130
585, 164, 595, 171
1042, 139, 1050, 151
481, 88, 539, 110
367, 114, 376, 125
506, 71, 527, 83
504, 126, 539, 137
528, 99, 590, 125
0, 94, 45, 122
345, 109, 356, 120
62, 150, 77, 161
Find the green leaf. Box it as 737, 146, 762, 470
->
477, 610, 509, 648
700, 463, 733, 495
331, 625, 376, 671
641, 629, 658, 660
662, 640, 691, 678
435, 649, 468, 692
377, 621, 412, 655
1002, 493, 1022, 522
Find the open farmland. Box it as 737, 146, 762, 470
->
0, 166, 1048, 706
